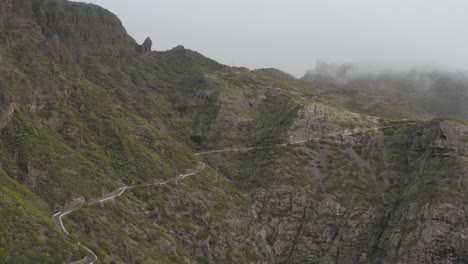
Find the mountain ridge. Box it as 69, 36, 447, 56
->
0, 0, 467, 263
302, 62, 468, 119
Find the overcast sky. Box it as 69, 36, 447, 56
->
79, 0, 468, 77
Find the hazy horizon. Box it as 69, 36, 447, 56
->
78, 0, 468, 77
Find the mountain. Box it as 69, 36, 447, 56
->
0, 1, 467, 263
302, 62, 468, 119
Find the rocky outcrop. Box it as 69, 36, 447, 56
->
252, 186, 381, 264
0, 103, 17, 129
248, 120, 468, 264
136, 36, 152, 54
286, 103, 382, 143
410, 120, 466, 157
373, 202, 468, 263
173, 44, 185, 51
0, 0, 34, 30
32, 0, 138, 59
0, 0, 33, 19
1, 0, 141, 58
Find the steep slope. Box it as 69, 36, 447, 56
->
32, 0, 141, 58
78, 50, 432, 152
204, 119, 468, 263
0, 0, 265, 262
1, 0, 467, 263
0, 168, 84, 263
0, 8, 197, 207
65, 167, 267, 263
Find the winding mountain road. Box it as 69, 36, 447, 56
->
69, 245, 98, 264
52, 162, 205, 264
194, 123, 416, 156
51, 121, 412, 263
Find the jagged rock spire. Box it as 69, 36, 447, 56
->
137, 36, 152, 54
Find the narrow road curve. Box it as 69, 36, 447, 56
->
51, 121, 412, 262
53, 210, 74, 235
52, 162, 205, 264
194, 123, 416, 156
69, 245, 97, 264
98, 187, 129, 203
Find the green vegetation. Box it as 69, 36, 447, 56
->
64, 169, 263, 263
0, 168, 82, 263
0, 0, 466, 263
308, 88, 434, 121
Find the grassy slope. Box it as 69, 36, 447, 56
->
0, 8, 198, 262
0, 168, 83, 263
65, 168, 265, 263
0, 8, 266, 262
0, 27, 435, 264
0, 23, 198, 205
81, 50, 433, 152
0, 1, 459, 262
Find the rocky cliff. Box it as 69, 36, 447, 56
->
204, 119, 467, 264
0, 0, 152, 58
32, 0, 153, 58
0, 0, 33, 19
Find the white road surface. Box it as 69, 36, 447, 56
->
194, 123, 416, 156
49, 120, 416, 262
52, 162, 205, 264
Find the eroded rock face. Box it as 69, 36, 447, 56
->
136, 36, 152, 54
0, 0, 34, 30
0, 103, 17, 129
2, 0, 141, 58
0, 0, 33, 19
262, 200, 468, 263
253, 186, 382, 264
374, 202, 468, 263
32, 0, 138, 58
287, 103, 382, 143
411, 121, 466, 157
250, 121, 468, 264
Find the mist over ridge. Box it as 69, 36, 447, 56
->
303, 61, 468, 119
77, 0, 468, 78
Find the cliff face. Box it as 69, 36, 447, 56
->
0, 0, 33, 31
32, 0, 139, 58
0, 0, 33, 19
224, 120, 468, 264
286, 103, 382, 143
0, 0, 150, 58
